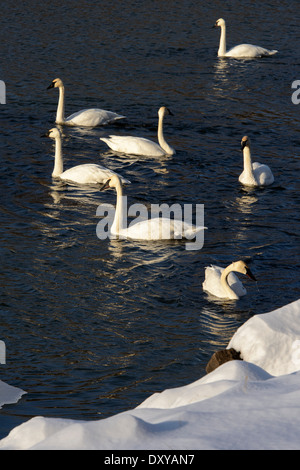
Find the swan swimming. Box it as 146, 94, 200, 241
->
43, 128, 130, 185
99, 174, 205, 241
239, 136, 274, 187
100, 106, 175, 156
47, 78, 126, 127
214, 18, 278, 58
202, 260, 257, 300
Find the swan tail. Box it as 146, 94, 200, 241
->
120, 177, 131, 184
182, 225, 207, 240
267, 49, 278, 56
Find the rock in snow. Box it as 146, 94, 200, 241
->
205, 348, 242, 373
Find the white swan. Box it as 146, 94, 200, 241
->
99, 174, 205, 240
214, 18, 278, 58
202, 260, 257, 300
43, 128, 130, 185
100, 107, 175, 156
47, 78, 126, 127
239, 136, 274, 187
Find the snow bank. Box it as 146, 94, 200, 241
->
0, 299, 300, 450
228, 298, 300, 376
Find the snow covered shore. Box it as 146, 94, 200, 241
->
1, 298, 300, 450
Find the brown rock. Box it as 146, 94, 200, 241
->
205, 348, 242, 374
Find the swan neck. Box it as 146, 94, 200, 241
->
157, 113, 173, 154
56, 86, 65, 124
52, 135, 64, 177
218, 24, 227, 56
112, 181, 126, 234
220, 264, 238, 300
243, 146, 254, 178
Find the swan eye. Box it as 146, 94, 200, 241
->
245, 267, 257, 281
100, 179, 111, 191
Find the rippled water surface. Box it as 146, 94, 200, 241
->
0, 1, 299, 439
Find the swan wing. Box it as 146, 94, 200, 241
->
101, 136, 165, 157
202, 265, 226, 298
60, 164, 130, 185
124, 218, 205, 240
171, 220, 206, 239
226, 44, 278, 58
125, 218, 173, 240
239, 163, 274, 187
65, 109, 126, 127
227, 272, 247, 297
252, 162, 274, 186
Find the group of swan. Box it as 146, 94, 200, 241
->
44, 16, 277, 299
97, 173, 256, 300
47, 78, 175, 157
45, 78, 130, 184
201, 134, 273, 300
201, 132, 274, 299
214, 18, 278, 58
98, 176, 257, 301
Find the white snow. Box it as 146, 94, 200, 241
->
1, 298, 300, 450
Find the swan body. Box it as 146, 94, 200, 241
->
203, 260, 257, 300
100, 107, 175, 156
100, 174, 205, 240
214, 18, 278, 58
239, 136, 274, 187
47, 78, 125, 127
44, 128, 130, 185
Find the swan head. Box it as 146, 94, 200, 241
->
158, 106, 173, 118
43, 127, 61, 139
47, 78, 64, 90
214, 18, 225, 28
241, 135, 250, 151
100, 174, 121, 191
231, 260, 257, 281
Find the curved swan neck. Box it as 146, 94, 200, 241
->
56, 85, 65, 124
220, 264, 239, 300
218, 23, 227, 56
52, 134, 63, 177
112, 180, 126, 234
157, 112, 173, 154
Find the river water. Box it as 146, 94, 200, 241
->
0, 0, 299, 439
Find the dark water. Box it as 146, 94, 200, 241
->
0, 0, 299, 439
